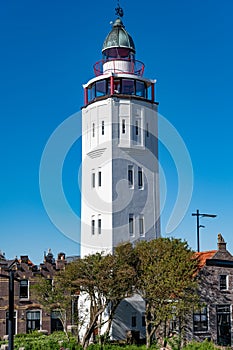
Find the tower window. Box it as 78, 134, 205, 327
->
122, 119, 126, 134
138, 167, 143, 189
98, 171, 101, 187
92, 123, 95, 137
139, 216, 144, 236
91, 219, 95, 235
146, 122, 149, 137
128, 166, 133, 188
92, 172, 95, 188
135, 120, 139, 136
102, 121, 104, 135
122, 79, 135, 95
136, 80, 146, 98
129, 215, 134, 236
98, 218, 101, 234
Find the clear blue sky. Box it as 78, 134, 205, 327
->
1, 0, 233, 264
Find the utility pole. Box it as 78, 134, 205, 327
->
192, 209, 217, 252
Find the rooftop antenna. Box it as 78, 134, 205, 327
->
115, 0, 124, 18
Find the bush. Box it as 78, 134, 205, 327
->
182, 340, 218, 350
0, 331, 80, 350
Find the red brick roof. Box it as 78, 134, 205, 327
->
194, 250, 217, 269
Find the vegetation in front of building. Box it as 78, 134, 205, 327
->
0, 332, 221, 350
31, 238, 200, 349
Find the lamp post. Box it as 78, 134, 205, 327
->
0, 269, 19, 350
192, 209, 217, 252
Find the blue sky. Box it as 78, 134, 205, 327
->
1, 0, 233, 264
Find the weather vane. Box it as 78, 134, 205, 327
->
115, 0, 124, 17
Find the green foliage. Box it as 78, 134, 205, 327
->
0, 331, 81, 350
182, 340, 218, 350
135, 238, 199, 347
31, 239, 200, 350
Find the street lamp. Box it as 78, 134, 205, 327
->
0, 268, 19, 350
192, 209, 217, 252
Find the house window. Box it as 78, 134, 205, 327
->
92, 123, 95, 137
139, 216, 144, 236
26, 310, 41, 333
128, 166, 133, 188
92, 172, 95, 188
122, 119, 126, 134
129, 215, 134, 236
98, 171, 101, 187
102, 121, 104, 135
91, 219, 95, 235
19, 279, 29, 299
193, 306, 208, 333
219, 275, 228, 290
51, 311, 64, 333
131, 315, 137, 328
98, 218, 101, 234
138, 167, 143, 189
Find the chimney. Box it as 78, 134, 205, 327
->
218, 233, 226, 251
56, 252, 66, 270
20, 255, 29, 264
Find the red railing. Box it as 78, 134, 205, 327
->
94, 58, 145, 77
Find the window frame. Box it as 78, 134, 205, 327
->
26, 310, 41, 333
98, 218, 101, 235
219, 274, 228, 290
139, 216, 144, 236
193, 306, 208, 333
129, 214, 134, 236
98, 171, 101, 187
19, 279, 29, 300
138, 167, 143, 189
135, 120, 139, 136
128, 165, 133, 188
91, 219, 95, 235
122, 119, 126, 134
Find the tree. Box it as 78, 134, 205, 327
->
32, 243, 136, 349
68, 243, 137, 349
135, 238, 199, 348
32, 273, 75, 338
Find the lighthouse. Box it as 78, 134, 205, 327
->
81, 7, 160, 258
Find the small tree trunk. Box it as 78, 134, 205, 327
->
82, 307, 105, 349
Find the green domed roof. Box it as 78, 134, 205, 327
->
102, 18, 135, 53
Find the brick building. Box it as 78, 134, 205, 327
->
186, 234, 233, 346
0, 250, 74, 338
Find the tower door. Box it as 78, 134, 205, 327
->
216, 305, 231, 346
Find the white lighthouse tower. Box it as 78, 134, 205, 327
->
81, 8, 160, 258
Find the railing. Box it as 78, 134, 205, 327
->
94, 58, 145, 77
